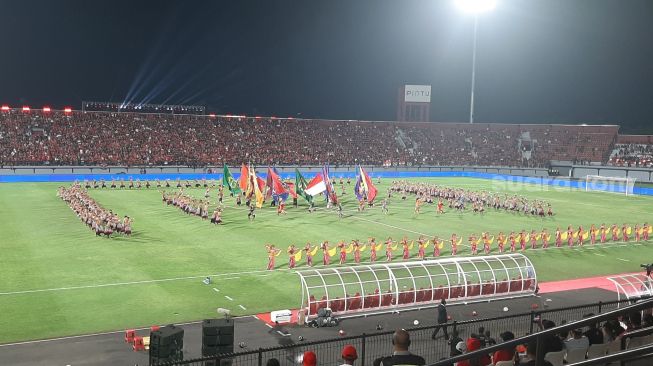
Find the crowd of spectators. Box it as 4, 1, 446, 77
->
0, 110, 623, 167
608, 143, 653, 168
263, 306, 653, 366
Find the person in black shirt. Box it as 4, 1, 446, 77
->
431, 299, 449, 340
373, 329, 425, 366
448, 329, 463, 357
582, 313, 604, 345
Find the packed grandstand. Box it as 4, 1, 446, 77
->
0, 109, 634, 167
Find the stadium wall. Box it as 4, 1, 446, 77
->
1, 165, 652, 195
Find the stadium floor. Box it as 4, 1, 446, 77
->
0, 287, 618, 366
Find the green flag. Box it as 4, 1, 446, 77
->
295, 168, 312, 203
223, 165, 241, 194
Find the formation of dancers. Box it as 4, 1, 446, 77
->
265, 222, 651, 270
58, 184, 132, 237
161, 190, 223, 224
390, 180, 554, 216
81, 177, 220, 190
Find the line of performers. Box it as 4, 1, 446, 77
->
265, 222, 651, 270
81, 178, 219, 190
390, 180, 554, 216
58, 184, 132, 237
161, 190, 223, 224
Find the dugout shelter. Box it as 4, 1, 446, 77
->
297, 254, 537, 318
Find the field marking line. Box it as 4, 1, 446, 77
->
1, 240, 648, 297
593, 253, 606, 257
212, 288, 220, 292
223, 277, 241, 280
225, 295, 234, 301
238, 304, 247, 310
617, 258, 630, 262
347, 214, 431, 237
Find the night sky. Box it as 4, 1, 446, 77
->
0, 0, 652, 133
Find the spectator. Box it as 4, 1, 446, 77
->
520, 341, 554, 366
303, 351, 317, 366
539, 319, 564, 354
373, 329, 425, 366
456, 337, 491, 366
602, 318, 625, 343
266, 359, 280, 366
449, 329, 464, 357
582, 313, 604, 345
484, 331, 497, 346
340, 345, 358, 366
564, 328, 589, 352
492, 331, 516, 365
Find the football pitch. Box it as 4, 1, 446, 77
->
1, 177, 652, 344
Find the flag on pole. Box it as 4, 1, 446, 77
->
248, 166, 265, 208
354, 170, 363, 200
266, 167, 289, 202
239, 164, 249, 193
294, 168, 312, 203
222, 165, 241, 195
322, 165, 338, 204
359, 166, 378, 203
305, 173, 327, 196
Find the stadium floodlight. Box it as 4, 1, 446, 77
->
454, 0, 497, 124
455, 0, 497, 14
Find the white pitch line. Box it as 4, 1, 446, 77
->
225, 295, 234, 301
348, 215, 430, 237
223, 277, 240, 280
212, 288, 220, 293
617, 258, 630, 262
594, 253, 606, 257
238, 304, 247, 310
0, 239, 649, 297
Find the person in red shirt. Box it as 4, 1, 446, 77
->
456, 337, 491, 366
492, 331, 516, 365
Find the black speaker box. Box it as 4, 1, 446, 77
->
202, 319, 234, 356
150, 325, 184, 360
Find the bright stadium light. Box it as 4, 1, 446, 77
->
454, 0, 497, 123
455, 0, 497, 14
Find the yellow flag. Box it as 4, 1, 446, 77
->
535, 235, 540, 241
359, 244, 367, 251
408, 241, 414, 250
438, 241, 444, 249
275, 249, 282, 257
345, 244, 354, 254
375, 243, 384, 251
328, 247, 337, 257
489, 236, 494, 244
561, 232, 568, 240
582, 232, 589, 240
294, 251, 302, 261
627, 227, 632, 235
456, 237, 463, 246
391, 244, 398, 250
309, 246, 319, 256
648, 226, 652, 234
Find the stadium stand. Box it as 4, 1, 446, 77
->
0, 110, 620, 167
607, 135, 653, 167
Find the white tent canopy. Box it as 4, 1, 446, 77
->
607, 274, 653, 303
297, 254, 537, 318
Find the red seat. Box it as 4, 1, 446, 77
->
132, 336, 145, 351
150, 325, 160, 333
124, 329, 135, 343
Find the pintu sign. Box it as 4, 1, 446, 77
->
404, 85, 431, 103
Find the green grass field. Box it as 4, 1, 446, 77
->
1, 177, 652, 344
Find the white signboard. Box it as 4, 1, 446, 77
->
404, 85, 431, 103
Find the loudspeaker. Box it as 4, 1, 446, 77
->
149, 325, 184, 365
202, 318, 234, 356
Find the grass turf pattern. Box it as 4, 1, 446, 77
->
0, 177, 652, 343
